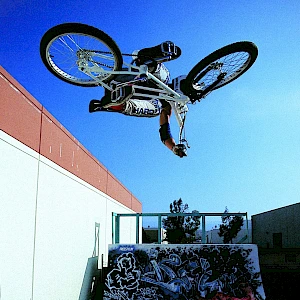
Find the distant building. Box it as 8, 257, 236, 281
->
252, 202, 300, 270
143, 227, 167, 243
197, 220, 252, 244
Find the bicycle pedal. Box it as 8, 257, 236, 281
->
111, 86, 134, 104
111, 88, 124, 103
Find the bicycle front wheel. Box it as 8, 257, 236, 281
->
40, 23, 123, 87
184, 41, 258, 101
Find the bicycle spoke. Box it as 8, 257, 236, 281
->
46, 33, 119, 83
66, 34, 83, 50
184, 41, 258, 101
40, 23, 123, 86
58, 35, 77, 52
194, 51, 251, 89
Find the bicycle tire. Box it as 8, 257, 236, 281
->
40, 23, 123, 87
183, 41, 258, 101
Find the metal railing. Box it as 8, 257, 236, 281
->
112, 212, 248, 244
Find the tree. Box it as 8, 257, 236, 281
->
162, 198, 200, 244
218, 207, 244, 243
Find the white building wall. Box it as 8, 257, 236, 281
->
0, 131, 138, 300
0, 131, 38, 299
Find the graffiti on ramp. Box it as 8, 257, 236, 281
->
104, 244, 265, 300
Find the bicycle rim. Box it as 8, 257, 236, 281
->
193, 51, 253, 90
45, 33, 119, 85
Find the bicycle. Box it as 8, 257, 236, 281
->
40, 23, 258, 150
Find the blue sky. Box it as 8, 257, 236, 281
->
1, 1, 300, 227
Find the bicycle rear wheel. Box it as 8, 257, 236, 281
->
183, 41, 258, 101
40, 23, 123, 87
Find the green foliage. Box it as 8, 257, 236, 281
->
218, 207, 244, 243
162, 198, 200, 244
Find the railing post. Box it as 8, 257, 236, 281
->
115, 215, 120, 244
158, 215, 162, 244
112, 212, 116, 244
136, 214, 140, 244
246, 212, 249, 243
202, 215, 206, 244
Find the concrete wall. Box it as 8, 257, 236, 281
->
0, 66, 142, 299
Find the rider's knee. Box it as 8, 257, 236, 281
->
159, 123, 173, 143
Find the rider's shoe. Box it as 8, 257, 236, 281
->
89, 99, 103, 113
134, 41, 182, 66
172, 144, 187, 158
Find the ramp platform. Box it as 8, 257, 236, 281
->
103, 244, 265, 300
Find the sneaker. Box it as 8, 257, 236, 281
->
135, 42, 182, 65
89, 99, 125, 113
103, 85, 134, 108
89, 99, 103, 113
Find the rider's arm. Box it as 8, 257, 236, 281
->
160, 122, 176, 151
159, 101, 186, 158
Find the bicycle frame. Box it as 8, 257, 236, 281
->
77, 52, 191, 145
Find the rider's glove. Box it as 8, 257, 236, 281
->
172, 144, 187, 158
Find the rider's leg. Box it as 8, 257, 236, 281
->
90, 98, 161, 117
122, 99, 161, 117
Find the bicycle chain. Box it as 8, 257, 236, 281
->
91, 49, 145, 58
85, 49, 153, 69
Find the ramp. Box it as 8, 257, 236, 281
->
103, 244, 265, 299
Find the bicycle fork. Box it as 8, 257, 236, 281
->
170, 101, 190, 148
191, 62, 226, 102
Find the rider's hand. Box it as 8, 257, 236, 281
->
172, 144, 187, 158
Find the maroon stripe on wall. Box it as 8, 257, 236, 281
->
0, 66, 142, 213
